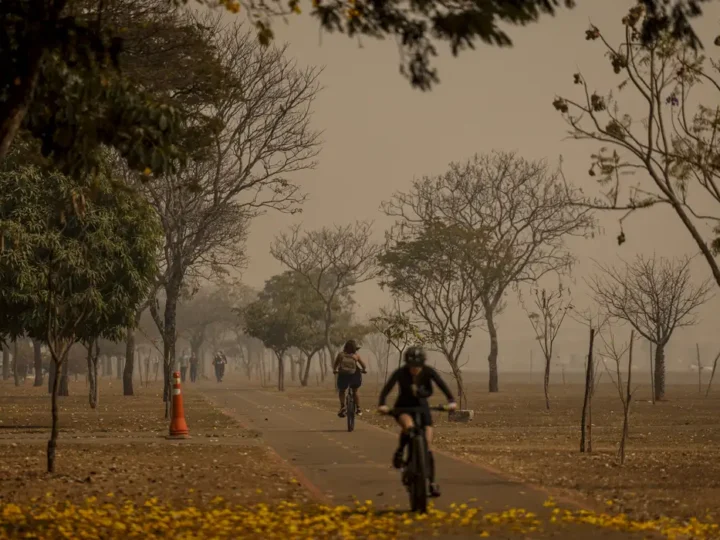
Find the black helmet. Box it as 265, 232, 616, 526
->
344, 339, 359, 354
404, 346, 426, 366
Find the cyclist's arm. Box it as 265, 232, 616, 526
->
378, 369, 400, 406
355, 355, 367, 371
332, 353, 341, 372
430, 368, 456, 403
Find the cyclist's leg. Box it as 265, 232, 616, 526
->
337, 374, 348, 416
393, 413, 413, 468
351, 372, 362, 414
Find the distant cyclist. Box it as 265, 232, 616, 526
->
378, 346, 457, 498
333, 339, 367, 418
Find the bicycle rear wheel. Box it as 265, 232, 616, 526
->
408, 435, 428, 513
346, 393, 355, 432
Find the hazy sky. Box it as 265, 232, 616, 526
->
232, 2, 720, 367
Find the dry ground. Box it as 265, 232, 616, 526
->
0, 377, 309, 507
282, 371, 720, 524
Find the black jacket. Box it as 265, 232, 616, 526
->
378, 365, 455, 407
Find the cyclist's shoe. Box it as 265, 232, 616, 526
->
356, 408, 363, 417
392, 450, 404, 469
338, 406, 346, 418
429, 483, 441, 498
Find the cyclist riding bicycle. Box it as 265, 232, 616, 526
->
333, 339, 367, 418
378, 346, 457, 498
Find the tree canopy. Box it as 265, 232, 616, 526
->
0, 147, 161, 348
0, 144, 161, 472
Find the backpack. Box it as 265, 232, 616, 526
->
337, 352, 357, 374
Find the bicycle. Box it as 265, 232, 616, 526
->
380, 404, 450, 513
335, 369, 366, 432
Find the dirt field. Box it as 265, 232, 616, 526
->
1, 376, 576, 538
0, 378, 309, 508
283, 371, 720, 524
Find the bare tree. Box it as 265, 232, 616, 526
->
523, 284, 572, 410
588, 254, 712, 400
572, 307, 610, 453
706, 350, 720, 396
370, 300, 427, 372
140, 20, 321, 413
600, 329, 638, 466
382, 152, 592, 393
271, 221, 381, 360
553, 5, 720, 290
364, 331, 392, 385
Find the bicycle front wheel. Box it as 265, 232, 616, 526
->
346, 394, 355, 432
409, 436, 428, 513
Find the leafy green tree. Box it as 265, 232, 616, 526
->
379, 221, 486, 408
370, 301, 426, 372
242, 281, 305, 391
0, 148, 160, 472
0, 0, 235, 174
271, 222, 381, 363
242, 271, 355, 386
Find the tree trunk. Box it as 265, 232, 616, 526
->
544, 354, 551, 410
47, 356, 63, 473
619, 330, 635, 466
0, 45, 43, 162
654, 343, 666, 401
448, 360, 466, 409
486, 308, 500, 393
2, 344, 9, 380
13, 340, 21, 386
696, 343, 702, 395
116, 355, 123, 379
301, 351, 315, 387
277, 352, 285, 391
580, 328, 595, 453
48, 361, 56, 394
318, 349, 326, 381
290, 354, 297, 382
123, 328, 135, 396
705, 351, 720, 397
162, 279, 181, 418
58, 359, 69, 397
649, 341, 655, 404
87, 342, 99, 409
33, 339, 43, 386
259, 351, 267, 388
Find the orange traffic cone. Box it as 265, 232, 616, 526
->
168, 371, 190, 439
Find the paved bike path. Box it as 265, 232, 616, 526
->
200, 385, 643, 538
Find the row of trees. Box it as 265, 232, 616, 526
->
0, 1, 323, 472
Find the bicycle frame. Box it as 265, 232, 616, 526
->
382, 404, 449, 513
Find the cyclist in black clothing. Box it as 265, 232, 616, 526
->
378, 346, 457, 497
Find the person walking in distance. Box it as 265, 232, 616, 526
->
189, 352, 199, 383
179, 350, 189, 383
212, 351, 227, 383
333, 339, 367, 417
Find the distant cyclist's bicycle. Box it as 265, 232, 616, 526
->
380, 404, 450, 513
335, 369, 366, 432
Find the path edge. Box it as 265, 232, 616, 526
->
202, 396, 332, 506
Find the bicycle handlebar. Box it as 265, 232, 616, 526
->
379, 404, 454, 415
